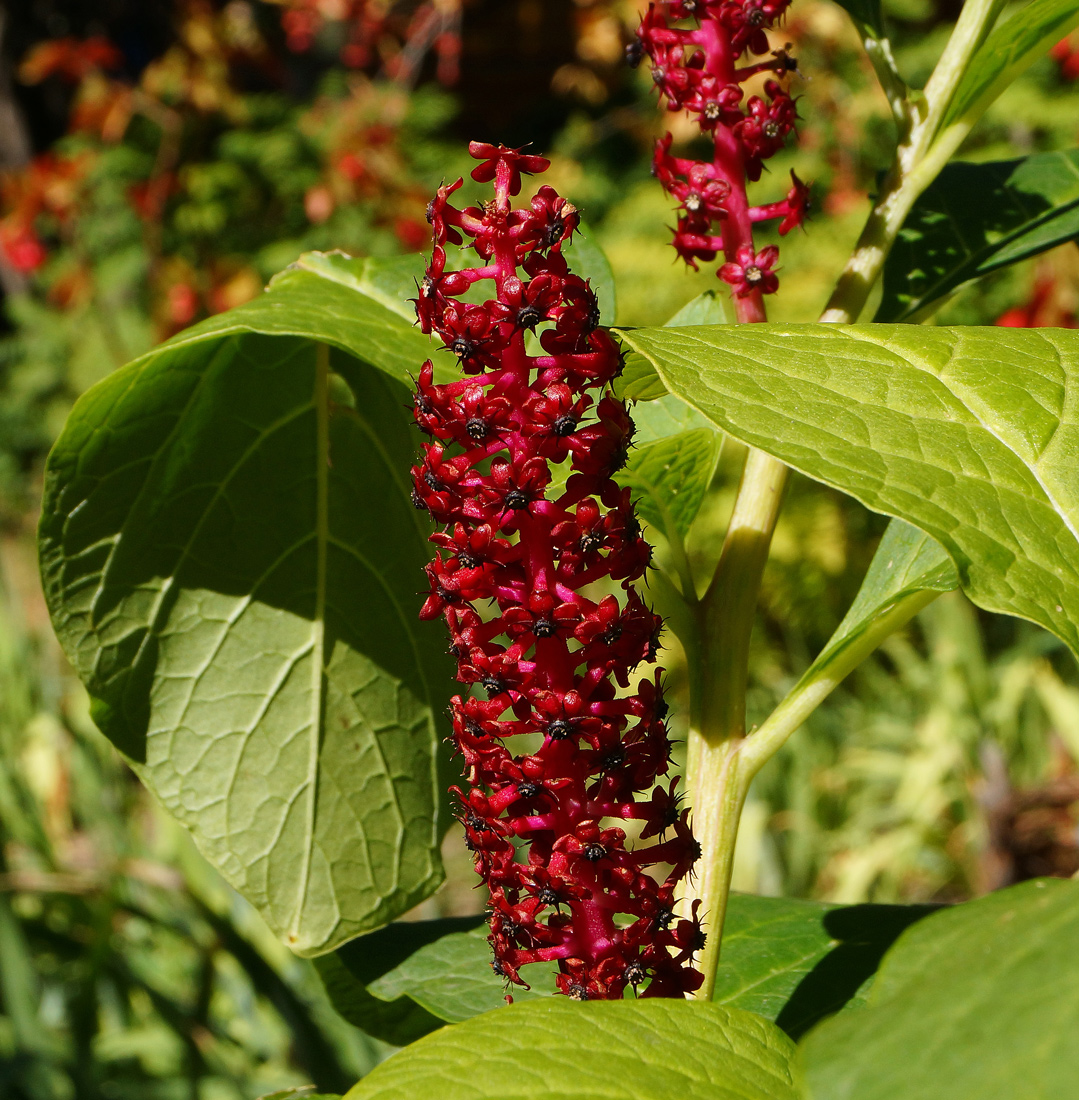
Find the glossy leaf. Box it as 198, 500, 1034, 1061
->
939, 0, 1079, 133
878, 151, 1079, 323
573, 221, 618, 324
313, 918, 483, 1044
794, 519, 957, 689
831, 0, 885, 37
369, 926, 555, 1023
800, 878, 1079, 1100
618, 430, 721, 541
40, 256, 455, 955
616, 290, 728, 403
716, 894, 936, 1039
343, 999, 799, 1100
166, 252, 437, 382
617, 323, 1079, 658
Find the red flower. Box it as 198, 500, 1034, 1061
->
720, 244, 780, 297
412, 143, 700, 999
468, 141, 551, 196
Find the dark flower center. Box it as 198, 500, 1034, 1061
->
465, 416, 489, 440
482, 675, 507, 697
579, 531, 604, 554
517, 303, 544, 329
547, 718, 574, 740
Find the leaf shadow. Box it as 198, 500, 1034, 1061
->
776, 902, 939, 1040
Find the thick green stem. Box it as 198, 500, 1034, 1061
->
683, 735, 751, 1001
680, 0, 1009, 998
697, 449, 789, 742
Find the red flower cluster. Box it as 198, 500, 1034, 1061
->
635, 0, 808, 299
411, 142, 703, 1000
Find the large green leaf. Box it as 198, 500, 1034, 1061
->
163, 251, 437, 382
618, 430, 721, 542
878, 151, 1079, 323
831, 0, 885, 37
716, 894, 936, 1039
800, 878, 1079, 1100
39, 258, 455, 955
313, 917, 484, 1044
616, 323, 1079, 658
789, 519, 957, 694
938, 0, 1079, 134
368, 926, 555, 1022
344, 999, 799, 1100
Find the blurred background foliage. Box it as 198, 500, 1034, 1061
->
1, 0, 1079, 1095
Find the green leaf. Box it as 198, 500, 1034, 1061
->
666, 288, 730, 328
794, 519, 958, 686
878, 151, 1079, 323
939, 0, 1079, 134
618, 352, 670, 402
318, 918, 553, 1032
167, 252, 440, 383
618, 430, 720, 542
612, 293, 726, 539
343, 999, 799, 1100
616, 291, 728, 403
293, 249, 422, 322
800, 878, 1079, 1100
716, 894, 936, 1040
369, 926, 555, 1023
573, 222, 618, 324
831, 0, 885, 38
630, 394, 717, 445
319, 895, 933, 1040
314, 918, 484, 1044
616, 323, 1079, 658
40, 256, 455, 954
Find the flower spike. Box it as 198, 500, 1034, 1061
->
412, 143, 702, 1000
636, 0, 810, 298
